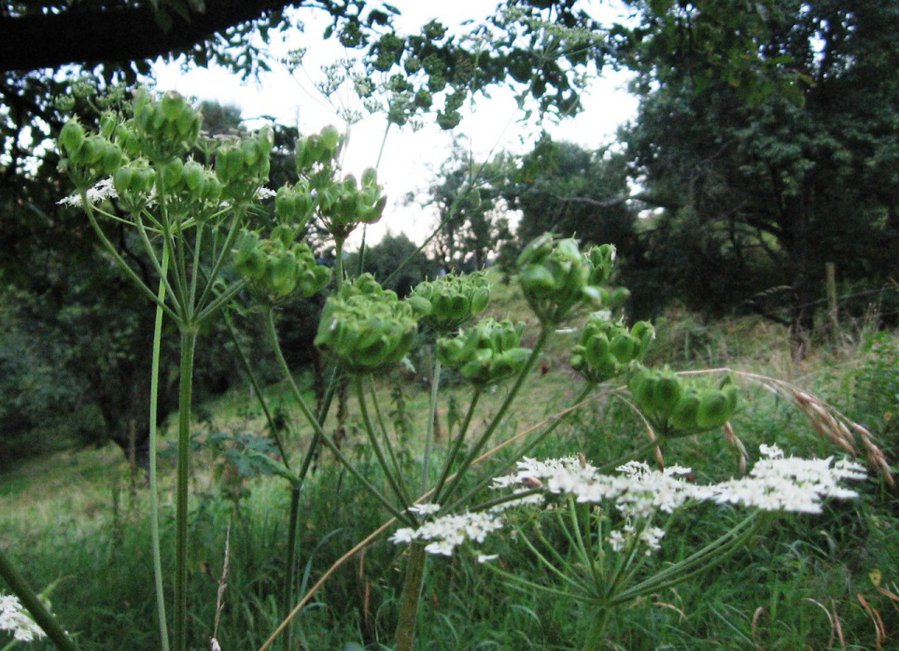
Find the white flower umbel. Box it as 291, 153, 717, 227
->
390, 511, 505, 556
711, 445, 867, 513
395, 445, 865, 559
58, 177, 118, 207
0, 593, 46, 643
495, 456, 711, 519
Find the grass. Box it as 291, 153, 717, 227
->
2, 295, 897, 650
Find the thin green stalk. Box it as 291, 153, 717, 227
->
440, 327, 551, 502
368, 379, 410, 505
149, 247, 171, 651
0, 549, 78, 651
612, 512, 767, 604
432, 388, 481, 502
445, 384, 591, 512
131, 213, 182, 314
195, 211, 244, 310
420, 357, 442, 493
264, 309, 411, 524
393, 542, 427, 651
355, 377, 411, 510
223, 312, 290, 465
195, 280, 246, 324
173, 327, 198, 651
516, 521, 593, 593
188, 222, 203, 309
483, 561, 595, 603
80, 191, 176, 318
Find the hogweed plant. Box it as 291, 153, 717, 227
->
390, 446, 867, 650
2, 88, 889, 651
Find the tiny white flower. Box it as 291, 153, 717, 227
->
477, 554, 499, 564
408, 503, 441, 516
0, 593, 46, 642
254, 187, 276, 200
608, 529, 626, 552
59, 177, 118, 207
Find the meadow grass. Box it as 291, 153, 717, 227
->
2, 306, 897, 650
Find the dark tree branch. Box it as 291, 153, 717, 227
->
0, 1, 296, 73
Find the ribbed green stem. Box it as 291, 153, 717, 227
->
283, 486, 301, 651
394, 542, 427, 651
583, 607, 611, 651
0, 549, 78, 650
149, 247, 171, 651
173, 327, 198, 651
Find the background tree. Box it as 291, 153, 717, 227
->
503, 135, 640, 266
427, 142, 514, 272
619, 0, 899, 347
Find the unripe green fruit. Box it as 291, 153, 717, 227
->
319, 125, 340, 153
134, 167, 156, 194
74, 136, 103, 166
202, 174, 222, 203
520, 264, 556, 294
266, 252, 298, 297
183, 160, 205, 193
696, 390, 731, 429
584, 335, 611, 367
670, 392, 701, 431
161, 157, 184, 189
114, 166, 134, 196
609, 287, 631, 307
609, 333, 636, 363
59, 119, 85, 156
652, 374, 683, 418
160, 91, 184, 121
629, 367, 657, 408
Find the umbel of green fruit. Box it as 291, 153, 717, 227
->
315, 274, 418, 372
437, 319, 531, 387
517, 234, 618, 325
571, 316, 654, 383
233, 228, 331, 302
628, 365, 739, 435
408, 272, 490, 333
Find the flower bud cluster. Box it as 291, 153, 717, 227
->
517, 234, 619, 325
437, 319, 531, 386
314, 274, 418, 372
571, 316, 654, 383
408, 272, 490, 332
233, 227, 331, 303
628, 366, 739, 434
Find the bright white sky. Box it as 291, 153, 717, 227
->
152, 1, 638, 248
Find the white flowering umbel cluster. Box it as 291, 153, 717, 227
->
0, 593, 46, 643
391, 445, 866, 559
